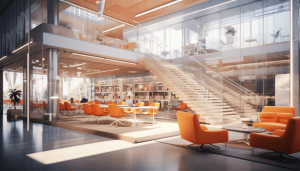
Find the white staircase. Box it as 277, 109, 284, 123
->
141, 57, 242, 126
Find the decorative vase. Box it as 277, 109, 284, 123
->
226, 34, 234, 44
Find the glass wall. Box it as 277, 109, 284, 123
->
133, 0, 292, 123
56, 1, 138, 52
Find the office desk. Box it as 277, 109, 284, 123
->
119, 106, 159, 126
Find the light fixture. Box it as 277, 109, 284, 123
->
97, 0, 105, 18
105, 58, 137, 65
124, 0, 237, 35
69, 63, 86, 67
86, 69, 119, 75
12, 41, 33, 53
126, 90, 134, 97
63, 66, 68, 68
135, 0, 183, 17
72, 53, 104, 60
50, 96, 59, 99
77, 67, 82, 70
103, 24, 125, 33
36, 60, 39, 63
59, 0, 134, 27
0, 56, 7, 60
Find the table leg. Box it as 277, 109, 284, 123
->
153, 108, 154, 125
134, 109, 136, 127
243, 133, 250, 145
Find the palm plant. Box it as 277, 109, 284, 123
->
9, 89, 22, 109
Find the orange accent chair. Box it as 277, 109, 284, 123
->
172, 103, 188, 110
78, 33, 88, 41
106, 101, 114, 105
43, 101, 48, 109
64, 102, 76, 115
74, 100, 80, 103
91, 104, 108, 124
177, 111, 228, 150
83, 104, 93, 123
135, 102, 144, 114
250, 117, 300, 156
142, 103, 160, 123
116, 102, 126, 105
253, 106, 295, 132
88, 101, 94, 105
59, 103, 66, 115
108, 104, 127, 128
95, 101, 102, 104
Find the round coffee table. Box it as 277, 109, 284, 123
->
222, 126, 266, 145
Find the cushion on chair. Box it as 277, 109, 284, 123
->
277, 113, 294, 124
253, 122, 286, 132
259, 112, 277, 122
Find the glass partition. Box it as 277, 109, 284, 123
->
57, 1, 138, 52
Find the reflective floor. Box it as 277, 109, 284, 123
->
1, 108, 290, 171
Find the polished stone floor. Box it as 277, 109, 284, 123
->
1, 109, 291, 171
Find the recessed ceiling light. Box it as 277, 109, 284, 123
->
63, 66, 68, 68
103, 24, 125, 33
77, 67, 82, 70
69, 63, 86, 67
72, 53, 104, 60
135, 0, 183, 17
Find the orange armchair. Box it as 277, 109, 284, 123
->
116, 102, 126, 105
142, 103, 160, 124
95, 101, 102, 104
250, 117, 300, 155
91, 104, 108, 124
172, 103, 188, 110
64, 102, 76, 115
106, 101, 114, 105
177, 111, 228, 150
83, 104, 93, 123
60, 103, 66, 115
108, 104, 127, 128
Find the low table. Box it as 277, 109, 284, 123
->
222, 126, 266, 145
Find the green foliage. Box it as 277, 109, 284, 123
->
9, 89, 22, 109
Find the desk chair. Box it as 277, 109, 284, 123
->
108, 104, 127, 128
142, 103, 160, 124
83, 104, 93, 123
64, 102, 76, 116
91, 104, 108, 124
59, 103, 66, 115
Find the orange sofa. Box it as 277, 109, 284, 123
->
253, 106, 295, 132
177, 111, 228, 149
250, 117, 300, 154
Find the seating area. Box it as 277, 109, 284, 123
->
175, 107, 300, 166
58, 100, 162, 128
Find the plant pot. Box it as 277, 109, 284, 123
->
7, 109, 22, 118
226, 35, 234, 44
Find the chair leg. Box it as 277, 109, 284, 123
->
200, 144, 204, 150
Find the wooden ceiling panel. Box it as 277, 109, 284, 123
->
112, 0, 144, 8
65, 0, 211, 24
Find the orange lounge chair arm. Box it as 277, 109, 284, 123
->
272, 129, 285, 137
249, 133, 285, 148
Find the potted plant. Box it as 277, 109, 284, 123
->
225, 26, 236, 44
7, 89, 23, 118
